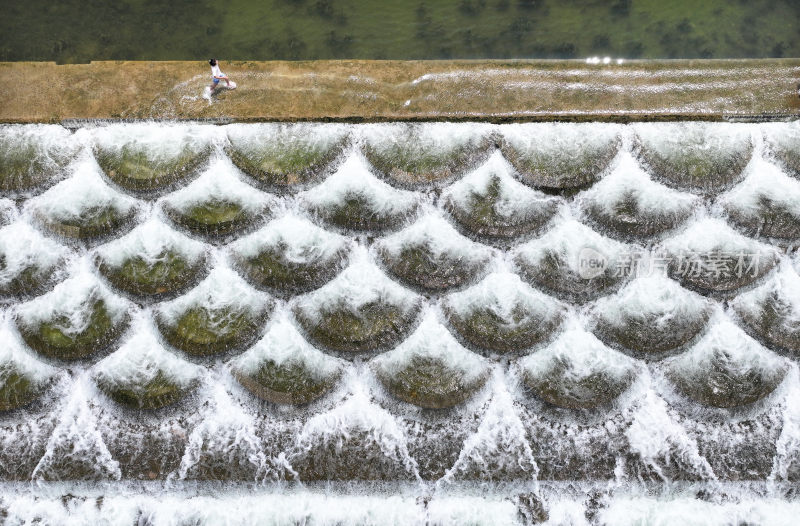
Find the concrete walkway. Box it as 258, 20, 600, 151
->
3, 59, 799, 123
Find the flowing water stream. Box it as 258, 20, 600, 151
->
0, 121, 799, 524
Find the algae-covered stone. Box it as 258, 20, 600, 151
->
444, 272, 565, 354
499, 123, 621, 190
226, 123, 349, 193
443, 152, 558, 245
372, 312, 488, 409
663, 218, 777, 296
519, 326, 637, 410
231, 214, 348, 296
164, 198, 264, 240
590, 276, 712, 356
731, 266, 800, 356
32, 157, 140, 243
0, 329, 56, 412
578, 153, 698, 242
17, 298, 128, 361
301, 154, 419, 234
665, 320, 787, 408
720, 157, 800, 244
231, 313, 342, 404
294, 251, 421, 353
96, 249, 206, 301
765, 122, 800, 179
93, 124, 213, 194
156, 266, 272, 357
93, 329, 202, 410
515, 219, 630, 303
0, 222, 68, 300
94, 219, 208, 302
0, 125, 79, 196
362, 123, 491, 187
162, 156, 271, 241
377, 214, 491, 293
633, 122, 753, 194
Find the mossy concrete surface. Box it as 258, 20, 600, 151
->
2, 59, 799, 123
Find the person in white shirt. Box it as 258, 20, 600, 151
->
208, 59, 232, 91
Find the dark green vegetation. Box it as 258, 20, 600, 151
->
445, 301, 564, 354
444, 177, 558, 244
0, 368, 50, 412
633, 133, 753, 195
364, 129, 490, 187
157, 304, 271, 357
36, 206, 137, 242
294, 300, 421, 354
233, 360, 340, 405
95, 370, 197, 410
234, 244, 348, 296
379, 244, 488, 292
96, 251, 207, 301
95, 145, 211, 194
375, 356, 487, 409
226, 131, 347, 193
17, 300, 127, 361
501, 136, 620, 190
305, 194, 417, 234
6, 1, 800, 62
164, 199, 266, 240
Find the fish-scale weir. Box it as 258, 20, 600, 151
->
1, 121, 800, 523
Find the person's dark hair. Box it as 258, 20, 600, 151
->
209, 59, 217, 66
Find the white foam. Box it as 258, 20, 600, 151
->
95, 217, 206, 268
0, 123, 79, 170
295, 379, 419, 478
731, 260, 800, 326
360, 122, 491, 156
229, 212, 347, 263
443, 150, 557, 217
90, 123, 217, 160
578, 151, 698, 217
157, 263, 269, 326
162, 155, 270, 215
516, 217, 629, 273
30, 154, 137, 222
300, 152, 418, 216
93, 318, 202, 391
232, 309, 341, 380
445, 270, 564, 323
499, 122, 621, 164
0, 315, 57, 384
666, 317, 786, 383
428, 495, 518, 526
225, 122, 350, 158
592, 275, 710, 332
518, 320, 636, 386
0, 221, 69, 286
295, 246, 419, 321
662, 217, 777, 260
32, 375, 122, 481
373, 310, 487, 382
634, 122, 753, 158
442, 371, 537, 483
720, 155, 800, 220
379, 212, 493, 261
15, 260, 130, 333
600, 496, 800, 526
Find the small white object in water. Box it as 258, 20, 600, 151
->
404, 100, 411, 107
603, 57, 611, 64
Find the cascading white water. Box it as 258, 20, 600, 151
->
0, 121, 798, 524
